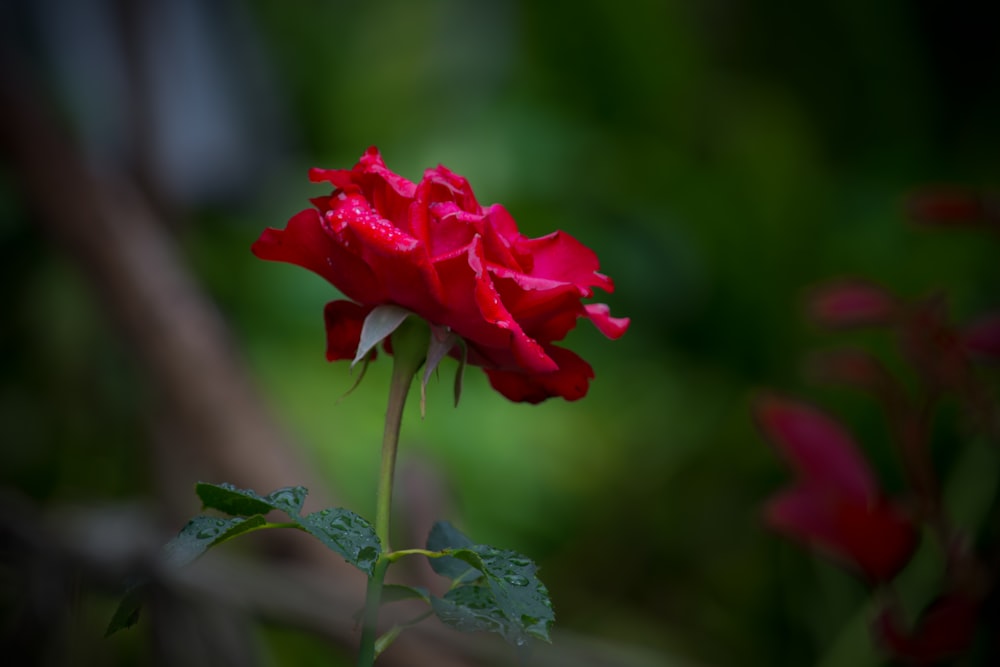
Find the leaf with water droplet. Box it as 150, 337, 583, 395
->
430, 541, 554, 646
426, 521, 478, 581
196, 482, 309, 518
106, 514, 267, 636
299, 507, 381, 575
431, 586, 505, 635
164, 514, 268, 568
265, 486, 308, 516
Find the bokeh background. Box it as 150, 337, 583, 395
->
2, 0, 999, 665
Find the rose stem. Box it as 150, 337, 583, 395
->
357, 318, 427, 667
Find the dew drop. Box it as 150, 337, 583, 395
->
503, 575, 530, 587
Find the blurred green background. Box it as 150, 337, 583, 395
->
2, 0, 999, 665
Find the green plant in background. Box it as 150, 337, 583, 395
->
107, 147, 629, 665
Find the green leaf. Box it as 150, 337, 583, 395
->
452, 340, 468, 407
380, 584, 431, 605
265, 486, 309, 516
164, 514, 269, 568
431, 545, 555, 646
431, 585, 506, 636
106, 514, 268, 637
426, 521, 477, 581
108, 483, 385, 637
375, 624, 405, 658
339, 350, 374, 401
299, 508, 381, 575
195, 482, 308, 517
105, 584, 144, 637
353, 305, 412, 366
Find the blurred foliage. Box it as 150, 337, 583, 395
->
3, 0, 999, 665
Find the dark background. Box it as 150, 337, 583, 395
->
2, 1, 998, 665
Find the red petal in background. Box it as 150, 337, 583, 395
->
754, 396, 876, 501
904, 186, 991, 227
874, 592, 980, 664
962, 312, 1000, 361
806, 279, 899, 328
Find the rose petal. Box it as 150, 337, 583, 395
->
252, 208, 386, 305
467, 237, 557, 373
584, 303, 630, 339
490, 274, 586, 342
323, 301, 375, 361
326, 192, 445, 315
515, 230, 615, 295
485, 203, 525, 245
310, 146, 416, 229
423, 163, 480, 212
488, 275, 629, 343
422, 199, 482, 259
485, 345, 595, 403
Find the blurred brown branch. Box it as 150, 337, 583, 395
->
0, 48, 320, 517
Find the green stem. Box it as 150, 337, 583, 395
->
384, 548, 443, 563
357, 317, 428, 667
357, 557, 390, 666
374, 354, 417, 549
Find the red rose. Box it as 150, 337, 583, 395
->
252, 147, 629, 403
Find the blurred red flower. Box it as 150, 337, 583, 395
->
755, 396, 918, 583
806, 279, 899, 329
252, 147, 628, 403
874, 592, 980, 665
962, 311, 1000, 362
904, 186, 1000, 231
